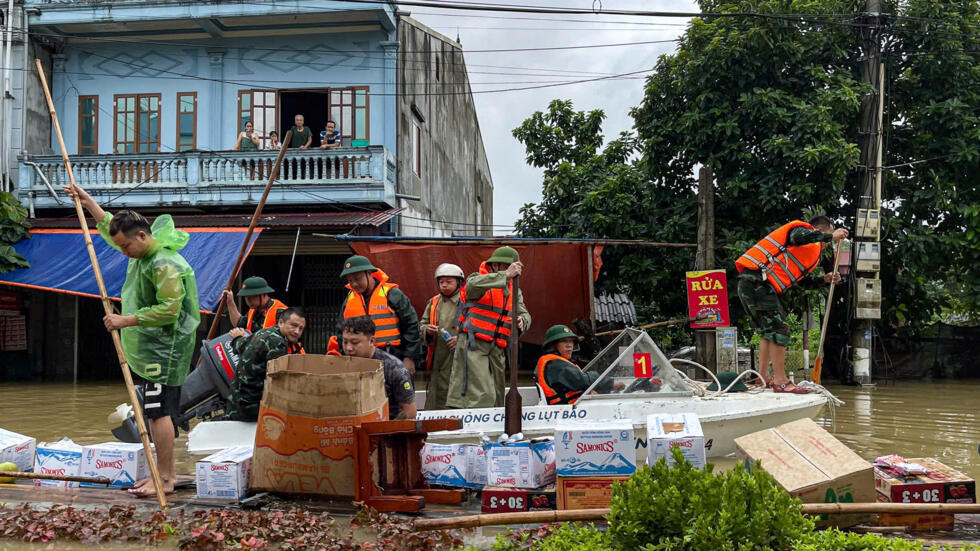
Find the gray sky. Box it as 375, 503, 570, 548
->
413, 1, 697, 234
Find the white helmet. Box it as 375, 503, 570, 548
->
434, 263, 465, 279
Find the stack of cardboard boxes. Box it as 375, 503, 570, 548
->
874, 457, 976, 531
554, 420, 636, 510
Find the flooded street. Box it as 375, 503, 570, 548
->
1, 379, 977, 480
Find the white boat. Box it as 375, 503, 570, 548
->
187, 329, 830, 462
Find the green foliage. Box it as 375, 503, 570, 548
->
793, 529, 980, 550
513, 0, 980, 336
606, 447, 812, 550
478, 524, 612, 551
0, 191, 30, 273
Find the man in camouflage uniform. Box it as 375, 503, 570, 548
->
226, 307, 306, 421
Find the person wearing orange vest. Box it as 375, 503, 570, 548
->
735, 216, 848, 394
537, 325, 624, 405
335, 255, 421, 374
445, 247, 531, 409
223, 276, 287, 333
419, 263, 464, 410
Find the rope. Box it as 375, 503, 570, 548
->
795, 380, 844, 431
667, 359, 767, 396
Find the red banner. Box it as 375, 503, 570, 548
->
686, 270, 730, 328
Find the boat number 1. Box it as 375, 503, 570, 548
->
488, 496, 525, 510
902, 489, 940, 503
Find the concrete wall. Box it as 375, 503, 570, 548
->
396, 17, 493, 237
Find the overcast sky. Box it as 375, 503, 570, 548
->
412, 1, 698, 234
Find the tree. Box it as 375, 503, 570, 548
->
0, 191, 30, 273
514, 0, 980, 334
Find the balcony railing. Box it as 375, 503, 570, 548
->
19, 146, 396, 210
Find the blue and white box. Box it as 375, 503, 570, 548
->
420, 443, 486, 489
556, 420, 636, 476
0, 427, 36, 472
484, 438, 556, 489
79, 442, 150, 488
34, 438, 83, 490
646, 413, 706, 468
196, 446, 253, 500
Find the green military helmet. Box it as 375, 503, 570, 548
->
340, 255, 379, 277
239, 276, 275, 297
543, 324, 577, 348
706, 370, 749, 393
486, 246, 520, 265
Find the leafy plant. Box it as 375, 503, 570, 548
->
474, 523, 612, 551
0, 191, 30, 273
793, 529, 980, 550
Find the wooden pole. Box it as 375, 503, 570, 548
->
35, 59, 168, 510
1, 471, 112, 485
694, 166, 716, 373
594, 317, 707, 338
202, 130, 293, 340
504, 275, 521, 436
810, 240, 843, 384
413, 503, 980, 532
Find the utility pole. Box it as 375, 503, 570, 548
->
695, 166, 716, 372
851, 0, 885, 385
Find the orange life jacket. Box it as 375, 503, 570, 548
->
245, 298, 288, 332
327, 335, 342, 357
735, 220, 822, 294
536, 354, 585, 405
458, 263, 513, 349
343, 270, 401, 347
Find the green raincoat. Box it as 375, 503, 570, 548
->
98, 213, 200, 387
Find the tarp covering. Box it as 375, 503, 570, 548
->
346, 240, 595, 345
0, 228, 261, 312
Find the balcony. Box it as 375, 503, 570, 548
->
18, 146, 396, 211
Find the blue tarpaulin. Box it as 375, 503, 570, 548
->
0, 228, 261, 312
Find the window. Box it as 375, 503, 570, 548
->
113, 94, 161, 154
329, 87, 369, 143
78, 95, 98, 155
176, 92, 197, 151
412, 120, 422, 177
238, 90, 278, 149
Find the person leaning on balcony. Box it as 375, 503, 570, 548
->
288, 114, 312, 149
320, 120, 341, 149
268, 130, 281, 151
234, 121, 260, 151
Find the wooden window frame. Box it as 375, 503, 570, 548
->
176, 92, 197, 152
112, 93, 161, 154
78, 95, 98, 155
328, 86, 370, 143
238, 89, 279, 149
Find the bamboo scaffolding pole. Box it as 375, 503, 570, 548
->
1, 471, 112, 485
593, 317, 709, 337
202, 131, 292, 341
810, 240, 843, 384
413, 503, 980, 531
35, 58, 168, 510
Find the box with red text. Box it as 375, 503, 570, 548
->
196, 446, 252, 500
555, 420, 636, 476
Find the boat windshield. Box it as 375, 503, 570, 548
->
579, 329, 691, 399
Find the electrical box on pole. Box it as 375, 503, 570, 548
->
855, 242, 881, 272
715, 326, 738, 373
855, 208, 881, 240
855, 278, 882, 319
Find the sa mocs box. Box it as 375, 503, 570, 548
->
556, 476, 630, 510
555, 420, 636, 477
874, 457, 976, 505
420, 443, 486, 489
484, 439, 556, 489
79, 442, 151, 488
646, 413, 705, 468
735, 418, 875, 528
481, 486, 557, 513
34, 439, 83, 490
196, 446, 253, 501
0, 428, 36, 472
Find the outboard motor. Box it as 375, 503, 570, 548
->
110, 331, 247, 443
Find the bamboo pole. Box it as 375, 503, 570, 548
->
412, 503, 980, 532
810, 240, 843, 384
1, 471, 112, 485
202, 130, 292, 340
35, 59, 168, 510
594, 317, 708, 337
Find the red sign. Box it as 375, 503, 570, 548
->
0, 290, 21, 312
633, 353, 653, 378
686, 270, 730, 328
482, 488, 528, 513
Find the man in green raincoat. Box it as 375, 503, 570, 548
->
65, 186, 200, 497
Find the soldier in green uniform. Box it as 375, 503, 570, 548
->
536, 325, 623, 404
445, 247, 531, 409
64, 185, 199, 497
419, 263, 464, 410
226, 307, 306, 421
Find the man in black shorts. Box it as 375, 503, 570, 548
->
341, 316, 417, 420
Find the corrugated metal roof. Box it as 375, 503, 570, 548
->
29, 209, 404, 230
594, 293, 637, 324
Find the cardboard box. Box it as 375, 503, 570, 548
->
556, 476, 629, 510
646, 413, 705, 468
484, 439, 556, 489
555, 420, 636, 477
482, 486, 557, 513
0, 428, 36, 472
33, 438, 83, 490
874, 458, 976, 505
79, 442, 151, 488
249, 354, 388, 497
196, 446, 253, 501
875, 493, 954, 531
734, 418, 875, 528
420, 443, 486, 489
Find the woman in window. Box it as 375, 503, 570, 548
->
235, 121, 260, 179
